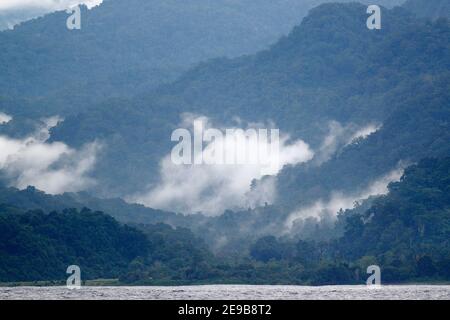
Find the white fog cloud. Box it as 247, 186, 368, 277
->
0, 112, 12, 124
0, 0, 102, 11
132, 115, 314, 216
346, 123, 381, 146
0, 0, 102, 29
0, 116, 100, 194
285, 166, 405, 230
314, 121, 381, 165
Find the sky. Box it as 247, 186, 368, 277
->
0, 0, 406, 30
0, 0, 103, 29
0, 0, 103, 11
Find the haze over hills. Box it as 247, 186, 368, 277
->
0, 0, 380, 115
0, 0, 102, 30
1, 1, 448, 205
404, 0, 450, 19
0, 0, 449, 285
1, 157, 449, 283
44, 2, 450, 207
0, 0, 408, 120
0, 8, 46, 30
1, 1, 447, 245
0, 0, 402, 199
0, 0, 406, 31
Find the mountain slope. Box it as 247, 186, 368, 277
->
246, 157, 450, 284
2, 157, 448, 284
338, 157, 450, 281
49, 3, 450, 203
0, 185, 188, 226
0, 0, 347, 116
403, 0, 450, 19
0, 0, 407, 117
0, 207, 148, 282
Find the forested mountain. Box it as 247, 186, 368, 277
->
47, 3, 450, 204
0, 184, 316, 256
247, 157, 450, 284
1, 0, 449, 286
0, 205, 215, 283
0, 7, 48, 31
0, 185, 198, 227
0, 0, 365, 117
404, 0, 450, 19
0, 207, 148, 282
0, 1, 406, 32
337, 157, 450, 281
1, 157, 448, 284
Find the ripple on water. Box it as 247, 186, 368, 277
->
0, 285, 449, 300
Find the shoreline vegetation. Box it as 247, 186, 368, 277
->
1, 158, 450, 286
0, 2, 449, 289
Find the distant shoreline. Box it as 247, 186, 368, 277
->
1, 280, 450, 288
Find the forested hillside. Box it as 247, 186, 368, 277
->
337, 157, 450, 280
248, 157, 450, 284
0, 207, 148, 281
1, 0, 449, 286
2, 157, 448, 284
404, 0, 450, 19
48, 3, 450, 203
0, 0, 357, 117
0, 186, 183, 225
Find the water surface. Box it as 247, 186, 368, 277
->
1, 285, 449, 300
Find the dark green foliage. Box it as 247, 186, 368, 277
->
312, 263, 356, 285
1, 158, 449, 285
120, 223, 215, 283
337, 157, 450, 281
0, 205, 217, 284
404, 0, 450, 19
250, 236, 288, 262
0, 186, 184, 226
274, 13, 450, 210
0, 0, 350, 117
0, 1, 449, 286
416, 256, 437, 277
0, 207, 149, 282
47, 3, 450, 200
227, 157, 450, 285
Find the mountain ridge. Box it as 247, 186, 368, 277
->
48, 3, 450, 203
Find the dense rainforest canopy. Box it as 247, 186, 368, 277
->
1, 157, 449, 284
0, 0, 449, 285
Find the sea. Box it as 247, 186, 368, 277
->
0, 285, 449, 300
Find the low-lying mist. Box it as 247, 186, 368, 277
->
0, 113, 100, 194
132, 115, 314, 216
